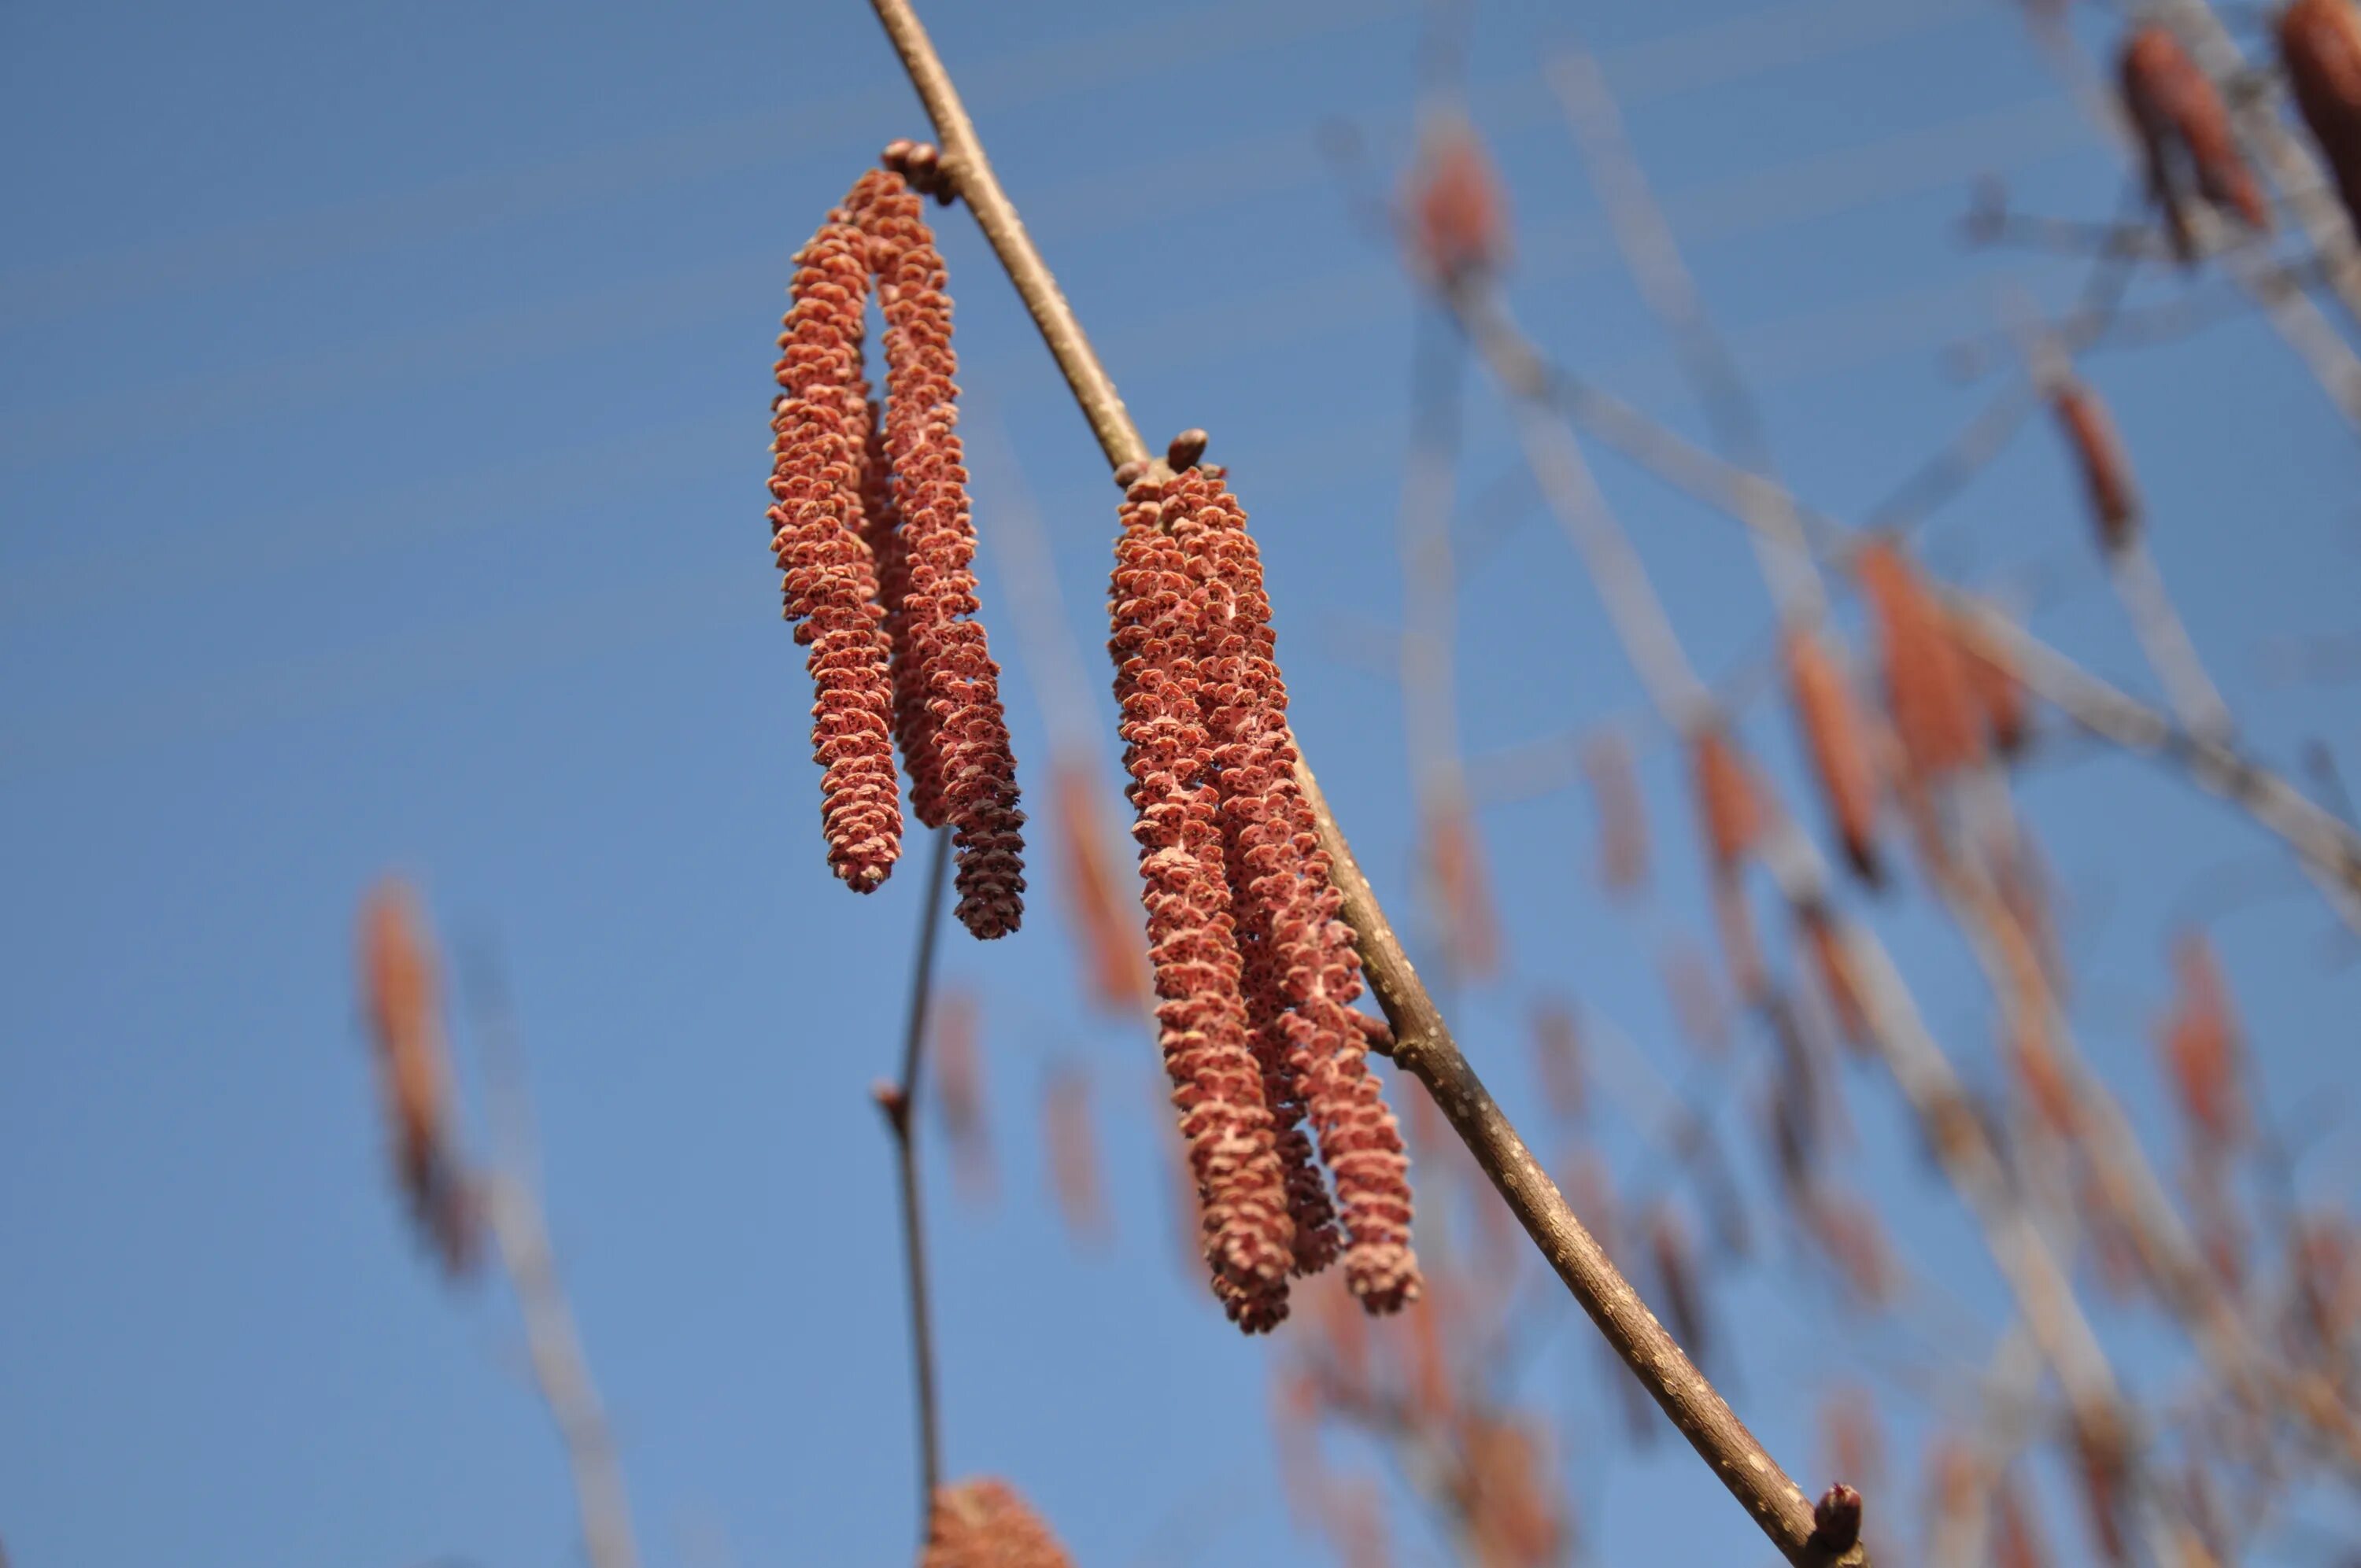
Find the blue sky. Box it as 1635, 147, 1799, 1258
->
5, 1, 2359, 1563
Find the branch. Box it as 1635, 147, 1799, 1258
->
473, 973, 640, 1568
874, 825, 954, 1530
859, 3, 1859, 1560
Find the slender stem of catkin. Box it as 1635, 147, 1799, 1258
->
881, 825, 954, 1531
859, 4, 1857, 1559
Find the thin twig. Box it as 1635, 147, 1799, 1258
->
859, 3, 1859, 1559
470, 961, 641, 1568
876, 824, 955, 1529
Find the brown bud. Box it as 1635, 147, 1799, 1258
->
1812, 1483, 1864, 1555
1166, 427, 1210, 470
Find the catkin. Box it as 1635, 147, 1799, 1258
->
1112, 464, 1420, 1327
356, 879, 477, 1278
921, 1479, 1074, 1568
2283, 0, 2361, 244
1855, 537, 1985, 786
2052, 380, 2140, 555
1171, 467, 1419, 1312
1689, 722, 1761, 878
1783, 629, 1884, 885
2120, 24, 2270, 261
859, 174, 1027, 939
770, 179, 902, 892
1110, 479, 1297, 1324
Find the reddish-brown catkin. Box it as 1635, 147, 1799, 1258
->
1110, 478, 1296, 1326
2121, 24, 2270, 261
1784, 629, 1885, 884
1688, 722, 1761, 879
2283, 0, 2361, 242
859, 174, 1026, 939
356, 879, 476, 1278
770, 177, 902, 892
1856, 537, 1986, 786
2051, 380, 2141, 555
2160, 930, 2245, 1150
921, 1479, 1075, 1568
1159, 465, 1420, 1312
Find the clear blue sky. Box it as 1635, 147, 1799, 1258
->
4, 1, 2358, 1563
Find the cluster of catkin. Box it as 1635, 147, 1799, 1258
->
768, 153, 1024, 939
1109, 448, 1421, 1331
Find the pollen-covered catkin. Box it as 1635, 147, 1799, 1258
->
770, 177, 901, 891
1110, 478, 1296, 1325
921, 1479, 1075, 1568
858, 173, 1026, 939
1162, 466, 1420, 1312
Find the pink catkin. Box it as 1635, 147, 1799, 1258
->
858, 175, 1026, 939
769, 178, 901, 891
1164, 468, 1420, 1312
1110, 479, 1296, 1327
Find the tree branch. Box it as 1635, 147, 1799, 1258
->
472, 970, 641, 1568
859, 2, 1860, 1559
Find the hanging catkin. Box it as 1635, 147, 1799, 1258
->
1855, 537, 1985, 787
1783, 629, 1884, 885
859, 173, 1027, 939
2120, 24, 2270, 261
2283, 0, 2361, 244
2051, 379, 2140, 555
356, 878, 478, 1279
1112, 459, 1421, 1329
770, 179, 902, 891
1110, 478, 1298, 1326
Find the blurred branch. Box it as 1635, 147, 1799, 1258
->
859, 3, 1864, 1557
1454, 275, 2154, 1548
1451, 300, 2361, 934
471, 965, 641, 1568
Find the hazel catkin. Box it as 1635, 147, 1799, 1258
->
770, 178, 903, 892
